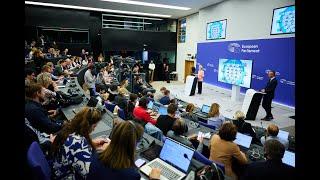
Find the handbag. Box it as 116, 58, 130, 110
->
196, 163, 224, 180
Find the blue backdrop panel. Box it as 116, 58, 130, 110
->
197, 37, 295, 107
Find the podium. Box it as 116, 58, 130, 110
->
184, 75, 198, 96
241, 89, 264, 120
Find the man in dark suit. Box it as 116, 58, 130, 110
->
261, 70, 278, 120
241, 139, 294, 180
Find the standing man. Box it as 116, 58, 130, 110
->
37, 34, 45, 48
261, 70, 278, 121
148, 60, 155, 82
84, 63, 97, 96
197, 64, 204, 94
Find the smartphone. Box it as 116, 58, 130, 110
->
135, 159, 146, 168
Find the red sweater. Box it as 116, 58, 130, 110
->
133, 106, 157, 125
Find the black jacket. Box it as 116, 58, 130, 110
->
232, 120, 261, 144
25, 100, 62, 134
114, 95, 128, 111
241, 159, 295, 180
264, 78, 278, 99
156, 115, 177, 136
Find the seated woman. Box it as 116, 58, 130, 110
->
232, 111, 261, 145
88, 121, 161, 180
119, 79, 130, 96
114, 88, 128, 111
126, 93, 138, 120
51, 107, 108, 179
167, 119, 204, 153
97, 53, 105, 62
36, 72, 58, 109
209, 122, 248, 179
159, 90, 171, 105
133, 97, 162, 140
181, 103, 198, 122
207, 103, 225, 130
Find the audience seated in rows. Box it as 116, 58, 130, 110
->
51, 107, 107, 179
159, 89, 171, 105
232, 111, 261, 145
207, 103, 225, 129
241, 139, 294, 180
155, 103, 178, 135
25, 83, 62, 134
181, 103, 198, 122
261, 124, 289, 149
209, 122, 248, 179
167, 119, 204, 153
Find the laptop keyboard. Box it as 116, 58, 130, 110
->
149, 161, 181, 180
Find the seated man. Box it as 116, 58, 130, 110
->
261, 124, 289, 149
154, 87, 166, 101
241, 139, 294, 180
159, 90, 171, 105
25, 83, 63, 134
156, 103, 178, 136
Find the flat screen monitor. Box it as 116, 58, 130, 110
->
282, 151, 295, 167
142, 50, 148, 63
271, 5, 295, 35
147, 101, 154, 109
206, 19, 227, 40
218, 58, 253, 88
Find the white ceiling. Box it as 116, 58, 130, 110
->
26, 0, 226, 19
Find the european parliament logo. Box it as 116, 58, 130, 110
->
228, 43, 241, 53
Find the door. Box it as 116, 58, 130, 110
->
184, 60, 194, 83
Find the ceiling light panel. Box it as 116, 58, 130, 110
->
100, 0, 191, 10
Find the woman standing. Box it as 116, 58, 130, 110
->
197, 64, 204, 94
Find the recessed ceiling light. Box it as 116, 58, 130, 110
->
25, 1, 171, 18
100, 0, 191, 10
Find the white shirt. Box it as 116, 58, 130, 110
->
149, 63, 155, 70
270, 77, 275, 82
84, 69, 96, 88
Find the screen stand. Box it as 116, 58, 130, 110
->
231, 85, 241, 102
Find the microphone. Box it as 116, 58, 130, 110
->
261, 122, 267, 140
184, 153, 192, 162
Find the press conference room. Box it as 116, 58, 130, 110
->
24, 0, 295, 179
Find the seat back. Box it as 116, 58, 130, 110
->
198, 121, 216, 130
193, 151, 225, 174
105, 102, 116, 112
118, 108, 126, 120
27, 141, 51, 180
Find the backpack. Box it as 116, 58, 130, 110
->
196, 163, 224, 180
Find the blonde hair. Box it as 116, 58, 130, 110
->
234, 110, 245, 120
118, 88, 127, 96
208, 103, 220, 118
36, 72, 52, 88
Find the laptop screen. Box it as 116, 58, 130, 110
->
147, 101, 154, 109
201, 105, 210, 113
233, 132, 253, 148
160, 138, 194, 173
277, 130, 289, 140
158, 106, 168, 115
282, 151, 295, 167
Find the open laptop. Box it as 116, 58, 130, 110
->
233, 132, 253, 149
147, 101, 154, 109
195, 104, 210, 118
158, 106, 168, 115
140, 138, 195, 180
277, 130, 289, 140
282, 151, 295, 167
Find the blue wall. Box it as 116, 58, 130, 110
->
197, 37, 295, 107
